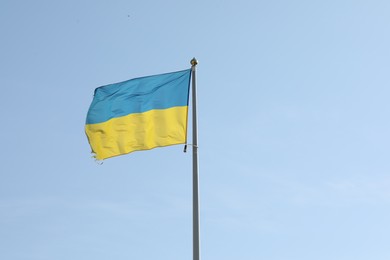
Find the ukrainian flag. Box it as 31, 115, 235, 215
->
85, 69, 191, 160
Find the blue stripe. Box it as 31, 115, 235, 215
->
86, 69, 191, 124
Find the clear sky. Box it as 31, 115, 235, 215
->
1, 0, 390, 259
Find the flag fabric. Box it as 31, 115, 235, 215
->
85, 69, 192, 160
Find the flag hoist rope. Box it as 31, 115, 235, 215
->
190, 58, 200, 260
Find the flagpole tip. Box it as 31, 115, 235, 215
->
190, 58, 198, 67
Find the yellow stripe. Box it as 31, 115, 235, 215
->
85, 106, 188, 160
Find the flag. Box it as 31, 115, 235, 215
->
85, 69, 192, 160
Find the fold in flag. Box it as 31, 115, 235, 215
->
85, 69, 192, 160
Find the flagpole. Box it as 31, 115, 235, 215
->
190, 58, 200, 260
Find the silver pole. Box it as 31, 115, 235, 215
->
190, 58, 200, 260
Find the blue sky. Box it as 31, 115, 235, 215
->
1, 0, 390, 259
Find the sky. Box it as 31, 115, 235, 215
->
1, 0, 390, 259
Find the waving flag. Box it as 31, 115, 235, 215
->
85, 69, 191, 160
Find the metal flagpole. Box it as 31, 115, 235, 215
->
190, 58, 200, 260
